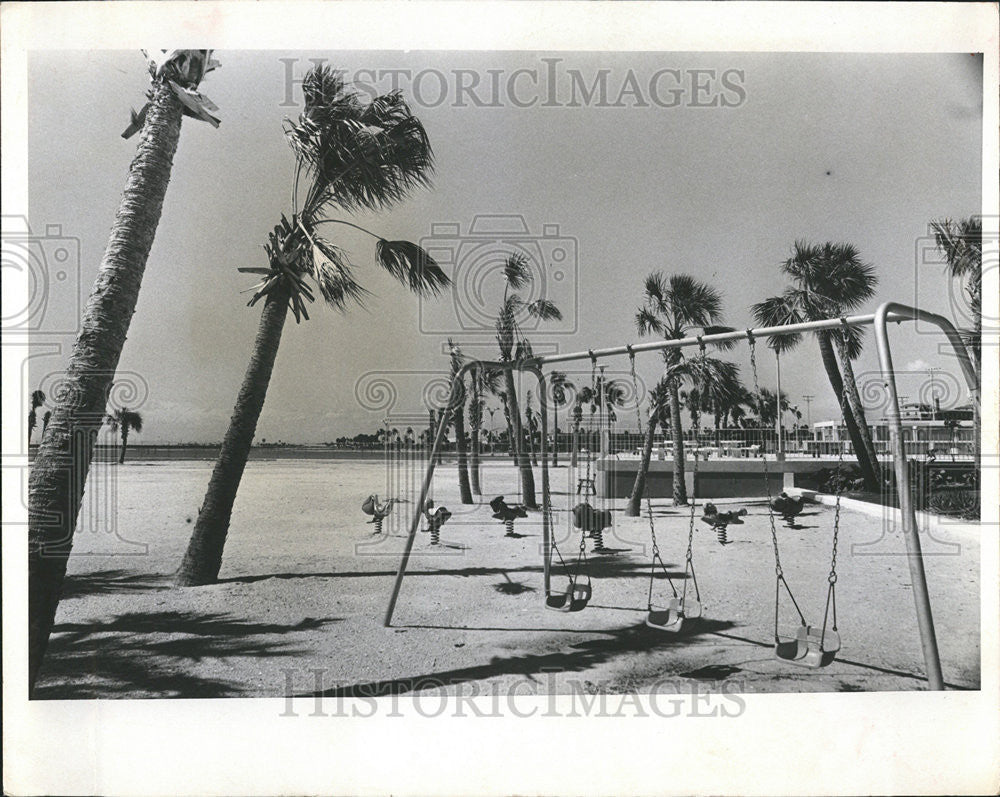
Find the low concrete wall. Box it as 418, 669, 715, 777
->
596, 457, 831, 499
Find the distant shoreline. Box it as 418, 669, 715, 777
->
25, 444, 503, 462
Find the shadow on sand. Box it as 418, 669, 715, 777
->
34, 610, 341, 699
305, 618, 737, 698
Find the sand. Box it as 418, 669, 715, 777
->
33, 455, 980, 698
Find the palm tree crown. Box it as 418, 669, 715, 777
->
240, 66, 448, 323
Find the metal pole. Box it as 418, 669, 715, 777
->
384, 373, 460, 627
529, 367, 552, 596
873, 307, 943, 689
775, 348, 784, 457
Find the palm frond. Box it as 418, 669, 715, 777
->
311, 236, 369, 310
751, 294, 805, 353
636, 306, 663, 337
526, 299, 562, 321
504, 252, 531, 290
375, 239, 449, 297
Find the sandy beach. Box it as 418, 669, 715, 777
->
33, 456, 980, 699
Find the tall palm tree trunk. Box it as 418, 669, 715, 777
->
119, 428, 129, 465
839, 355, 880, 480
469, 427, 482, 496
176, 287, 291, 586
669, 382, 687, 505
453, 406, 473, 504
503, 370, 537, 508
627, 414, 657, 516
817, 332, 879, 491
525, 411, 538, 466
28, 81, 184, 692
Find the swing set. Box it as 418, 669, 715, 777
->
383, 302, 980, 691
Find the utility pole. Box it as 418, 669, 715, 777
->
802, 394, 814, 428
927, 367, 941, 420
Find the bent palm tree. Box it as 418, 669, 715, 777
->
494, 253, 562, 509
176, 66, 447, 586
106, 408, 144, 464
752, 241, 880, 490
27, 389, 45, 446
626, 378, 668, 516
28, 49, 219, 691
636, 273, 737, 505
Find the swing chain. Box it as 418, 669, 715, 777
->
748, 331, 783, 578
686, 338, 707, 558
628, 349, 662, 559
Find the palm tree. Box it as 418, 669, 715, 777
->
27, 389, 45, 446
106, 408, 144, 464
752, 241, 881, 490
524, 391, 539, 466
626, 378, 669, 516
548, 371, 572, 466
468, 365, 502, 494
494, 253, 562, 509
931, 217, 982, 369
176, 65, 447, 586
636, 273, 736, 505
42, 410, 52, 437
447, 339, 473, 504
27, 50, 220, 691
931, 217, 981, 467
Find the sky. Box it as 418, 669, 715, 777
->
27, 49, 983, 444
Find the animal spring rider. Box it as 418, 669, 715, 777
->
490, 495, 527, 537
770, 492, 805, 527
700, 502, 747, 545
362, 494, 396, 535
572, 502, 613, 553
422, 499, 452, 546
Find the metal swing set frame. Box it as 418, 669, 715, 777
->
383, 301, 980, 691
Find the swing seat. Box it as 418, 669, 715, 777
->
546, 580, 592, 612
646, 597, 702, 633
774, 625, 841, 668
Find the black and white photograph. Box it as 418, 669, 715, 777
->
3, 2, 998, 795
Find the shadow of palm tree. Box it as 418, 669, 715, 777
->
306, 618, 736, 698
34, 611, 341, 699
58, 569, 172, 601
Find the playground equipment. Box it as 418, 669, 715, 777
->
748, 327, 845, 668
489, 495, 527, 537
421, 499, 452, 546
361, 494, 396, 534
573, 354, 613, 552
383, 302, 980, 691
700, 503, 748, 545
770, 492, 805, 526
629, 343, 705, 632
545, 511, 592, 612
